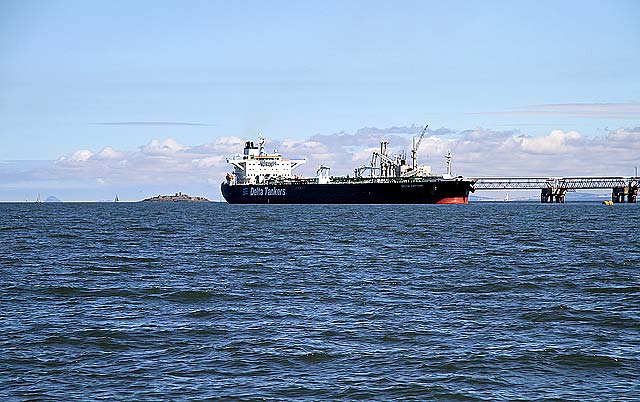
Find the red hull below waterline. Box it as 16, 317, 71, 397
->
435, 196, 469, 204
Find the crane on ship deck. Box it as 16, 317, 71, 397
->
353, 124, 430, 178
411, 124, 428, 171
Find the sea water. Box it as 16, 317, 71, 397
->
1, 202, 639, 400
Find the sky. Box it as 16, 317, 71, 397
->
1, 0, 639, 201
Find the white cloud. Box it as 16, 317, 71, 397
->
520, 130, 582, 154
141, 138, 185, 155
607, 127, 640, 144
94, 147, 125, 160
351, 147, 378, 162
5, 125, 640, 200
192, 156, 225, 168
66, 149, 94, 163
214, 136, 244, 146
193, 136, 244, 154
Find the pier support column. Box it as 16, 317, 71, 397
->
612, 187, 629, 203
541, 188, 552, 203
612, 185, 638, 203
541, 188, 567, 203
629, 184, 638, 203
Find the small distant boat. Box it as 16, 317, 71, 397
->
504, 193, 509, 202
36, 193, 42, 203
602, 200, 614, 205
114, 194, 119, 202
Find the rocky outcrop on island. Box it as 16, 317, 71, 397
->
141, 192, 210, 202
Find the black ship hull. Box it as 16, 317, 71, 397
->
221, 179, 474, 204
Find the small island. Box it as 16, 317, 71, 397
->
141, 192, 210, 202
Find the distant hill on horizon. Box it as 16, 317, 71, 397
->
45, 195, 62, 202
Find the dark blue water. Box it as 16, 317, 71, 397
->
1, 202, 639, 400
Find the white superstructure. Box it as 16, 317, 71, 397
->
226, 138, 306, 185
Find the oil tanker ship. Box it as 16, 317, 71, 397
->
221, 127, 475, 204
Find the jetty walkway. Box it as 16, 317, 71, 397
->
472, 177, 639, 203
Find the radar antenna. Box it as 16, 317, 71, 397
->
411, 124, 429, 170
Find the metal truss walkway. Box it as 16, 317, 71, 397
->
471, 176, 639, 203
473, 177, 638, 190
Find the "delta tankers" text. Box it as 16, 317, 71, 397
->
249, 187, 287, 197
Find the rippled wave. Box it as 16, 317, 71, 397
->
1, 202, 639, 400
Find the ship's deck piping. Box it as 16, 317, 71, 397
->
226, 176, 475, 186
